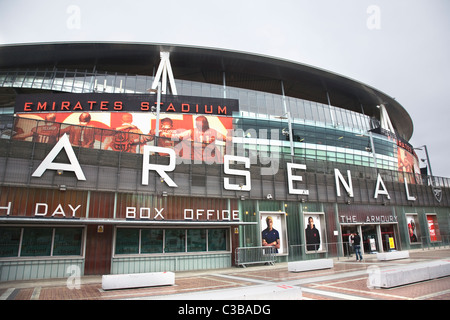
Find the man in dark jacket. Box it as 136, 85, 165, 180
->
305, 217, 321, 251
352, 232, 363, 261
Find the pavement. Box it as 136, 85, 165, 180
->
1, 248, 449, 302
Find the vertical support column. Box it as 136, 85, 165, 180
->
155, 82, 161, 137
326, 90, 336, 126
222, 71, 227, 99
334, 203, 344, 258
255, 200, 261, 247
150, 52, 178, 95
368, 131, 378, 169
357, 225, 363, 254
376, 224, 384, 253
281, 81, 294, 161
299, 203, 306, 260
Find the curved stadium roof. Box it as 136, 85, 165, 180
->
0, 42, 413, 140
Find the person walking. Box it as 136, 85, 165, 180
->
352, 232, 363, 262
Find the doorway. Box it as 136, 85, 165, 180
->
84, 225, 113, 275
362, 225, 379, 253
341, 225, 358, 257
381, 224, 397, 251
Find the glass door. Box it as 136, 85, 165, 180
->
362, 225, 379, 253
381, 224, 396, 251
342, 226, 358, 257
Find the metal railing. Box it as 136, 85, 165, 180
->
420, 236, 450, 250
290, 242, 352, 261
235, 246, 277, 267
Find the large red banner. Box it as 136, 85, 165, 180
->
14, 112, 233, 163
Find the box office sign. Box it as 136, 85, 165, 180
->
15, 93, 239, 116
0, 202, 238, 221
0, 188, 239, 222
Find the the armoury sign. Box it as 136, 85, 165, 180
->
15, 93, 239, 116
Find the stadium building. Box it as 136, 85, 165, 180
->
0, 42, 448, 281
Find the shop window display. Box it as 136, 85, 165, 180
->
304, 213, 326, 252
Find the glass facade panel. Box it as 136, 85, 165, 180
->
0, 68, 403, 176
141, 229, 164, 254
0, 68, 376, 131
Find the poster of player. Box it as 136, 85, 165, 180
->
304, 213, 326, 252
260, 212, 288, 255
405, 214, 420, 243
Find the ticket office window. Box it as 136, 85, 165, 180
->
0, 226, 84, 258
114, 228, 229, 255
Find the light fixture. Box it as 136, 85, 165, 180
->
57, 170, 63, 175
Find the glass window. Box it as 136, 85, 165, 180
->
165, 229, 185, 253
141, 229, 163, 254
0, 227, 21, 257
21, 227, 53, 257
208, 229, 228, 251
115, 228, 139, 254
53, 228, 82, 256
311, 101, 319, 121
187, 229, 206, 252
304, 101, 313, 121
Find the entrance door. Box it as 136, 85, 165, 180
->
341, 226, 358, 257
84, 225, 113, 275
362, 225, 379, 253
381, 225, 396, 251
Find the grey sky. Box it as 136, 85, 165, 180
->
1, 0, 449, 177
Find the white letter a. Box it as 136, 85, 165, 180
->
32, 134, 86, 180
